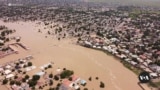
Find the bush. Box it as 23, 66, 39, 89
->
49, 73, 53, 78
84, 88, 88, 90
23, 65, 27, 68
16, 63, 19, 66
57, 83, 61, 87
28, 62, 32, 67
5, 38, 9, 42
54, 75, 59, 81
22, 78, 26, 82
12, 69, 15, 72
49, 80, 53, 86
18, 70, 22, 73
60, 70, 74, 79
45, 67, 48, 70
10, 80, 15, 85
68, 77, 72, 81
88, 77, 92, 81
100, 81, 105, 88
23, 71, 26, 74
28, 80, 37, 87
16, 39, 20, 42
2, 79, 8, 85
63, 68, 66, 71
49, 87, 55, 90
14, 75, 18, 79
32, 75, 40, 81
25, 75, 30, 79
56, 87, 59, 90
19, 61, 24, 64
95, 77, 99, 80
48, 65, 52, 68
15, 81, 21, 86
39, 86, 43, 89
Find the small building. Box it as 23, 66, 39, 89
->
6, 74, 14, 79
36, 71, 45, 76
80, 80, 87, 86
130, 61, 137, 66
150, 73, 158, 79
4, 69, 11, 75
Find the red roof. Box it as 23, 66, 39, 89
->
71, 75, 79, 82
139, 55, 147, 60
156, 51, 160, 55
63, 79, 72, 87
37, 81, 44, 86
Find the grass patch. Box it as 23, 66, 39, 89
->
148, 81, 160, 88
122, 61, 142, 75
148, 81, 158, 88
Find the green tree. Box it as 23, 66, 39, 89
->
22, 78, 26, 82
100, 81, 105, 88
88, 77, 92, 81
28, 62, 32, 67
10, 80, 15, 85
2, 79, 8, 85
16, 39, 20, 42
49, 80, 53, 86
48, 65, 52, 68
68, 77, 72, 81
95, 77, 99, 80
49, 87, 55, 90
0, 43, 4, 46
49, 73, 53, 78
54, 75, 59, 81
32, 75, 40, 81
15, 81, 21, 86
5, 38, 9, 42
14, 75, 18, 79
60, 70, 74, 79
25, 75, 30, 79
84, 88, 88, 90
28, 80, 37, 87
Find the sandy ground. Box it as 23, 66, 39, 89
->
0, 21, 151, 90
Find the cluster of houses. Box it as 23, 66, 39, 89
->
60, 75, 87, 90
81, 33, 159, 79
0, 55, 50, 90
0, 54, 88, 90
0, 55, 33, 88
0, 0, 160, 82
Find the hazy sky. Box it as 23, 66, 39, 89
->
86, 0, 160, 3
86, 0, 160, 7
